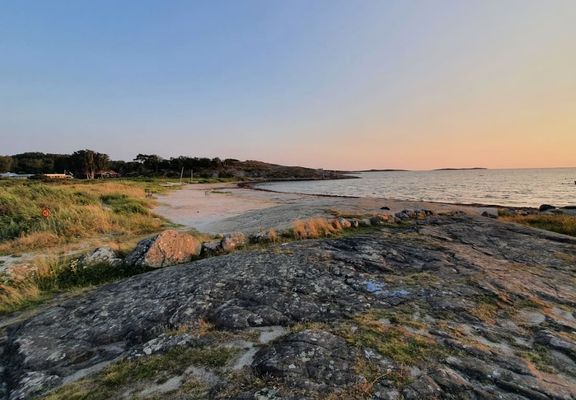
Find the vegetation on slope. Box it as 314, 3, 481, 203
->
0, 179, 174, 255
499, 212, 576, 237
0, 255, 152, 314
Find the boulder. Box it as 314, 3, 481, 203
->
249, 230, 278, 244
349, 218, 360, 228
201, 240, 223, 256
221, 232, 247, 252
370, 214, 391, 225
81, 247, 122, 267
539, 204, 556, 212
337, 217, 352, 229
359, 218, 372, 227
481, 211, 497, 219
395, 209, 434, 221
125, 230, 201, 268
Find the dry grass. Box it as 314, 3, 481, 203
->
0, 180, 174, 254
0, 282, 44, 314
267, 228, 279, 242
289, 217, 344, 239
0, 253, 150, 315
500, 213, 576, 237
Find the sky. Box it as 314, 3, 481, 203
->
1, 0, 575, 170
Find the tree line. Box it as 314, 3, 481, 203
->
0, 151, 242, 179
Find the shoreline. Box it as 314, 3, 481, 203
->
153, 181, 498, 234
240, 180, 541, 210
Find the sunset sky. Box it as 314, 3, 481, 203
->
1, 0, 575, 170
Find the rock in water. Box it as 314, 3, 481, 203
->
125, 230, 201, 268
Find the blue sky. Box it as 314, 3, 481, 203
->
1, 1, 575, 169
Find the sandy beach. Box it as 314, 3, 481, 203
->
154, 182, 497, 234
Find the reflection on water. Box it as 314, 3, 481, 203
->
258, 168, 576, 207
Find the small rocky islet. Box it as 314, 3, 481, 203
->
1, 211, 576, 399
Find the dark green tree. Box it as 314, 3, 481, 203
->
0, 156, 13, 172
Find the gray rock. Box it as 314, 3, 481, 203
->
395, 209, 434, 221
369, 214, 391, 225
535, 330, 576, 360
481, 210, 498, 219
539, 204, 556, 212
201, 239, 223, 256
80, 247, 122, 267
359, 218, 372, 227
252, 330, 359, 389
402, 375, 442, 399
2, 214, 576, 399
248, 230, 278, 244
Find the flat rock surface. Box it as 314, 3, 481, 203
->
1, 215, 576, 399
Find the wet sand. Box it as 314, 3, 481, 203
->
154, 182, 497, 234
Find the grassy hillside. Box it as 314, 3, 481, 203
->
0, 179, 174, 255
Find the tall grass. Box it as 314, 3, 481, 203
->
289, 217, 344, 239
500, 213, 576, 237
0, 180, 171, 254
0, 255, 151, 314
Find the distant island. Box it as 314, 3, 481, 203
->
352, 168, 409, 172
433, 167, 488, 171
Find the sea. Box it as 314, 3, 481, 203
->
257, 168, 576, 208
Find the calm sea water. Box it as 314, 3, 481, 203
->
258, 168, 576, 208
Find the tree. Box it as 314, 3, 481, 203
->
0, 156, 13, 172
70, 150, 109, 179
134, 154, 162, 173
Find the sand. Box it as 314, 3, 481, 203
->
154, 182, 497, 234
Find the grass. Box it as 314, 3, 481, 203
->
0, 255, 151, 314
521, 344, 556, 374
499, 213, 576, 237
41, 345, 237, 400
0, 179, 178, 255
288, 217, 345, 239
339, 312, 444, 367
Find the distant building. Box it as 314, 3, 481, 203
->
42, 173, 73, 179
95, 170, 120, 178
0, 172, 34, 180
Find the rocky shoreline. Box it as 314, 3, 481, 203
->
1, 208, 575, 399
